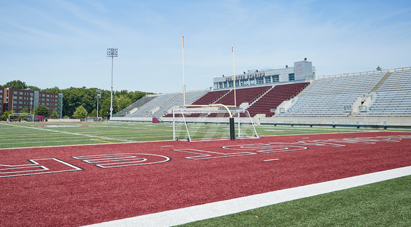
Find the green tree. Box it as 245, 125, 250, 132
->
1, 110, 14, 121
50, 110, 59, 119
21, 107, 29, 113
89, 109, 97, 117
3, 80, 151, 118
99, 98, 112, 118
35, 105, 50, 117
3, 80, 27, 89
27, 85, 41, 91
73, 105, 88, 120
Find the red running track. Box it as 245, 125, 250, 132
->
1, 131, 411, 226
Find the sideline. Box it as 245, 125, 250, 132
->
85, 166, 411, 227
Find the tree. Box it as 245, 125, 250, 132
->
89, 109, 98, 117
35, 105, 50, 117
99, 98, 111, 118
376, 66, 382, 71
50, 110, 59, 119
3, 80, 27, 89
1, 110, 14, 121
2, 80, 151, 118
21, 107, 29, 113
73, 105, 87, 120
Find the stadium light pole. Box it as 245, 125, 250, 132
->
107, 48, 118, 119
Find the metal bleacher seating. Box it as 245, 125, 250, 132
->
127, 92, 180, 117
355, 69, 411, 117
151, 89, 209, 118
276, 71, 387, 117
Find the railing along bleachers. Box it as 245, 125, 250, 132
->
355, 69, 411, 117
276, 71, 387, 117
247, 82, 309, 117
214, 86, 271, 106
191, 90, 230, 105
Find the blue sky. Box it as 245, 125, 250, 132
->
1, 0, 410, 93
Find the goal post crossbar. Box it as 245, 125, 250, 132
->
7, 113, 35, 123
183, 104, 236, 118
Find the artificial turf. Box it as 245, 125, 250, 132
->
178, 175, 411, 226
0, 121, 388, 149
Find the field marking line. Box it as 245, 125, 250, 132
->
264, 158, 279, 161
1, 124, 134, 143
85, 166, 411, 227
89, 139, 114, 143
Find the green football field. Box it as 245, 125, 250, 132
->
0, 121, 393, 149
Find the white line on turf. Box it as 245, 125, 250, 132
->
83, 166, 411, 227
2, 124, 134, 143
264, 158, 279, 161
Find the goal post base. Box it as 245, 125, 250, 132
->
229, 117, 235, 140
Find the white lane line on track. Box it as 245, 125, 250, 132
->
84, 166, 411, 227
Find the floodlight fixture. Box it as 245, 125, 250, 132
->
107, 48, 118, 119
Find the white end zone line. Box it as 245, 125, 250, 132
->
84, 166, 411, 227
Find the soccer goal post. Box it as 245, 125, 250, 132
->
7, 113, 35, 123
172, 106, 259, 142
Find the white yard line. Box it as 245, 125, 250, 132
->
1, 124, 134, 143
84, 166, 411, 227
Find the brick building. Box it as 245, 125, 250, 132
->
0, 87, 62, 118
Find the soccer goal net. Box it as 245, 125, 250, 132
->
8, 113, 35, 123
172, 107, 259, 142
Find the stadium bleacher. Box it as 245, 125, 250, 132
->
355, 69, 411, 117
151, 89, 209, 118
115, 67, 410, 124
247, 82, 309, 117
126, 92, 180, 117
275, 71, 388, 117
114, 95, 158, 117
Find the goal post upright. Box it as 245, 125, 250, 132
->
182, 36, 186, 106
231, 43, 236, 140
232, 43, 236, 107
178, 39, 243, 141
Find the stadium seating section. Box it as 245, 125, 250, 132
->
275, 71, 387, 117
247, 82, 309, 117
355, 69, 411, 117
118, 68, 410, 119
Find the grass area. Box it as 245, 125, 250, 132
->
0, 121, 402, 149
178, 175, 411, 226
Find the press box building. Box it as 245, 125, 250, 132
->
213, 60, 315, 90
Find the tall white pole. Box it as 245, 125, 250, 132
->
110, 56, 113, 118
107, 48, 118, 119
182, 36, 186, 106
233, 43, 236, 107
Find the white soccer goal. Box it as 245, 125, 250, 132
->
172, 107, 259, 142
7, 113, 35, 123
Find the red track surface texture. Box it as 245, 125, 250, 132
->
1, 131, 411, 226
